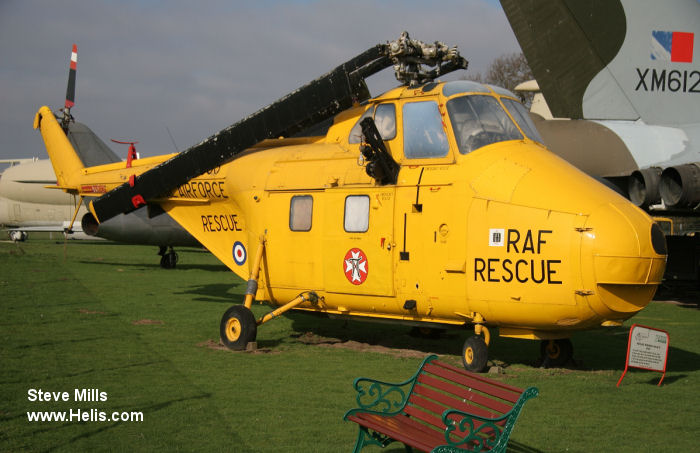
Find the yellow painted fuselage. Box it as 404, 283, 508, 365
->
36, 81, 666, 340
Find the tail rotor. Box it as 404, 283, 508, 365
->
61, 44, 77, 130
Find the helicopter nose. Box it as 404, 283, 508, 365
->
580, 201, 667, 322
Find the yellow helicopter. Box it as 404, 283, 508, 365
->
35, 33, 666, 371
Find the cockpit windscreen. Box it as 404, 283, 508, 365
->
447, 95, 522, 154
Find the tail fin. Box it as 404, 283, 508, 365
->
34, 106, 85, 189
501, 0, 699, 125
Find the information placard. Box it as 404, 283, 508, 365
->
617, 324, 669, 387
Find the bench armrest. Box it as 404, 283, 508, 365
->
343, 355, 437, 419
439, 386, 538, 452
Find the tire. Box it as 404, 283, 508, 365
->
160, 251, 178, 269
9, 231, 27, 242
220, 305, 257, 350
540, 338, 573, 368
462, 335, 488, 372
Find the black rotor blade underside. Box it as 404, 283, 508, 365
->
91, 45, 391, 222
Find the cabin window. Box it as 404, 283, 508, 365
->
344, 195, 369, 233
501, 98, 544, 144
289, 195, 313, 231
402, 101, 449, 159
349, 104, 397, 144
447, 95, 523, 154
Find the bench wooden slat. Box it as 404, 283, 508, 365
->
411, 382, 505, 422
432, 360, 526, 395
407, 395, 498, 442
407, 392, 451, 420
422, 362, 521, 404
347, 412, 441, 453
402, 404, 447, 433
417, 374, 514, 415
398, 410, 447, 439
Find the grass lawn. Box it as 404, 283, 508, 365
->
1, 237, 698, 452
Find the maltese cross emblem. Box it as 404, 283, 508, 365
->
343, 248, 368, 285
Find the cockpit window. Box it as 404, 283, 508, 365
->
348, 104, 397, 144
442, 80, 490, 96
374, 104, 396, 140
402, 101, 449, 159
447, 95, 523, 154
349, 107, 374, 144
501, 98, 544, 144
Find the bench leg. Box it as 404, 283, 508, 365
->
352, 427, 369, 453
352, 426, 396, 452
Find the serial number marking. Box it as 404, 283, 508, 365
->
635, 68, 700, 93
201, 214, 242, 232
81, 184, 107, 194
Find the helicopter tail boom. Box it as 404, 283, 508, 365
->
33, 106, 85, 192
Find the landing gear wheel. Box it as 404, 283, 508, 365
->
462, 335, 488, 372
220, 305, 257, 350
9, 231, 27, 242
540, 338, 573, 368
159, 247, 178, 269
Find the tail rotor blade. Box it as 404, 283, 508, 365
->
65, 44, 77, 110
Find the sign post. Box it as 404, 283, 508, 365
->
617, 324, 670, 387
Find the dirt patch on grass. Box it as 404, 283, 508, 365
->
197, 339, 230, 351
295, 332, 427, 359
196, 339, 275, 354
79, 308, 106, 315
132, 319, 164, 325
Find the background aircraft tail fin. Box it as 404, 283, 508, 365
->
500, 0, 627, 119
501, 0, 699, 125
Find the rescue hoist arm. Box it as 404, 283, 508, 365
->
359, 117, 400, 185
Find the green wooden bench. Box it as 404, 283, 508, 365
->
344, 355, 538, 452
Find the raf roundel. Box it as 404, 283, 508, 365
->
232, 241, 247, 266
343, 248, 369, 285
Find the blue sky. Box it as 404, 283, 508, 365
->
0, 0, 520, 161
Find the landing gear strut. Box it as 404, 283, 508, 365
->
158, 246, 178, 269
218, 235, 323, 351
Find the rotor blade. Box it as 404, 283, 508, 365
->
65, 44, 77, 109
90, 44, 391, 222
